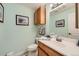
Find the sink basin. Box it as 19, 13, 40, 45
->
51, 40, 66, 48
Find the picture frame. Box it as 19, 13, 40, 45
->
0, 3, 4, 23
16, 15, 29, 26
55, 19, 65, 27
75, 3, 79, 28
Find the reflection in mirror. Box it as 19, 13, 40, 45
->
75, 3, 79, 28
49, 3, 79, 40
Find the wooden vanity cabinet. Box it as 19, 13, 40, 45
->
34, 5, 46, 25
38, 41, 63, 56
38, 47, 48, 56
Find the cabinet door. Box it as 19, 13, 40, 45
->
34, 6, 46, 25
38, 47, 48, 56
37, 7, 41, 24
40, 6, 46, 24
34, 7, 41, 25
38, 41, 63, 56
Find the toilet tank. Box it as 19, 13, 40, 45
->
35, 38, 40, 44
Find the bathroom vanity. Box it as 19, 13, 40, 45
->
38, 41, 63, 56
38, 37, 79, 56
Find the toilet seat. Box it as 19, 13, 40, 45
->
27, 44, 38, 56
27, 44, 38, 51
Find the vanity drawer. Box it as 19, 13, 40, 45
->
38, 41, 63, 56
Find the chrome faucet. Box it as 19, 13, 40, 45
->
56, 35, 62, 42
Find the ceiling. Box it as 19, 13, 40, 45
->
18, 3, 51, 11
24, 3, 46, 10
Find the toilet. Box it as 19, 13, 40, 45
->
27, 44, 38, 56
27, 38, 39, 56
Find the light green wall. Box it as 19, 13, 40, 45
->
0, 3, 37, 55
49, 6, 75, 37
46, 4, 51, 34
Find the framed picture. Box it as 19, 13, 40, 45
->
75, 3, 79, 28
16, 15, 29, 26
55, 19, 65, 27
0, 3, 4, 23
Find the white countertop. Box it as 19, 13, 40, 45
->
39, 37, 79, 56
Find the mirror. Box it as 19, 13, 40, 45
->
49, 3, 79, 39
